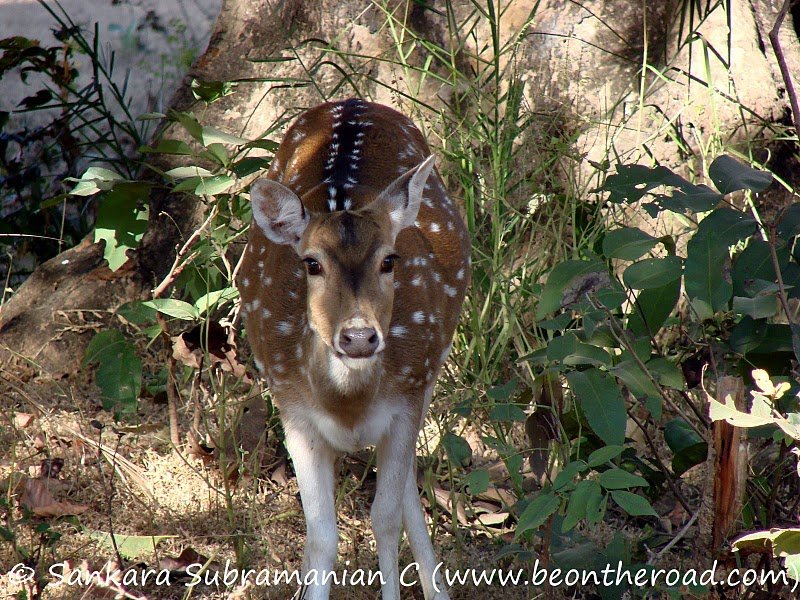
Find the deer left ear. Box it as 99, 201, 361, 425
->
250, 178, 309, 250
373, 155, 436, 240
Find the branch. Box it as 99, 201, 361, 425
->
152, 205, 219, 299
769, 0, 800, 144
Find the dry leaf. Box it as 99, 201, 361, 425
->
270, 459, 288, 486
158, 547, 209, 572
172, 321, 247, 377
476, 511, 510, 527
19, 477, 89, 517
15, 412, 35, 428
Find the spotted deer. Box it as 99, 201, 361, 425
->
238, 99, 470, 600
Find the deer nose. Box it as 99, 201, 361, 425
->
339, 327, 380, 358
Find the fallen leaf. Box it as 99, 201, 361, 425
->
476, 511, 510, 527
158, 547, 209, 572
19, 478, 89, 517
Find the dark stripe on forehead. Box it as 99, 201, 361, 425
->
338, 211, 358, 247
323, 99, 371, 212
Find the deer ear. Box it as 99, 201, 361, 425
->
250, 178, 309, 248
373, 155, 436, 240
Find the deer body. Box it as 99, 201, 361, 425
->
239, 99, 470, 600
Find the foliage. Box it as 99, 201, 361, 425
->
521, 153, 800, 592
720, 370, 800, 580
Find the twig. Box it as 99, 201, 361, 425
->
766, 223, 798, 328
156, 313, 182, 448
628, 411, 693, 514
152, 206, 219, 299
769, 0, 800, 144
648, 509, 699, 565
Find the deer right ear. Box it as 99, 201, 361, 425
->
250, 179, 309, 248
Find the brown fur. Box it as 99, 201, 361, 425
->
239, 100, 470, 430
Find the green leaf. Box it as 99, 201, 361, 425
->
93, 184, 150, 271
170, 110, 203, 141
465, 469, 490, 495
165, 165, 214, 178
442, 433, 472, 468
777, 204, 800, 240
611, 360, 660, 399
709, 155, 773, 194
730, 317, 768, 355
733, 295, 779, 319
600, 164, 675, 204
645, 395, 662, 420
68, 166, 124, 196
622, 256, 682, 290
627, 277, 680, 337
195, 175, 234, 196
664, 418, 707, 477
83, 330, 141, 412
566, 369, 627, 446
646, 358, 684, 390
193, 287, 239, 315
586, 490, 608, 525
202, 143, 229, 167
489, 403, 527, 422
599, 469, 649, 490
142, 299, 199, 321
732, 240, 781, 297
685, 220, 736, 312
245, 138, 280, 152
515, 492, 560, 537
202, 125, 248, 146
562, 480, 602, 532
84, 329, 126, 367
537, 259, 606, 318
587, 445, 625, 467
601, 163, 723, 213
663, 183, 725, 213
610, 490, 658, 517
141, 138, 194, 155
546, 333, 611, 367
487, 379, 518, 401
116, 301, 158, 325
709, 394, 775, 428
230, 156, 272, 178
190, 79, 236, 103
505, 453, 524, 490
172, 176, 202, 193
602, 227, 659, 261
89, 532, 176, 560
786, 554, 800, 582
553, 461, 588, 491
697, 207, 759, 247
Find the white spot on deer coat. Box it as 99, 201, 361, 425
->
412, 311, 425, 324
390, 325, 408, 337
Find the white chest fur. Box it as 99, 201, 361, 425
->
285, 397, 410, 453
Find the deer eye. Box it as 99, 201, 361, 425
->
303, 257, 323, 276
380, 254, 399, 274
